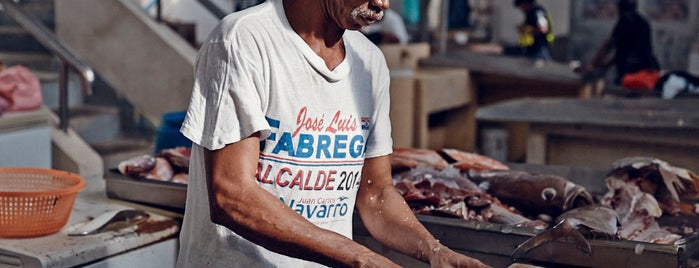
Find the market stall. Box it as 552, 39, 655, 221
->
477, 98, 699, 170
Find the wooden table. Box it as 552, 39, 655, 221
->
419, 51, 606, 160
419, 50, 605, 105
477, 98, 699, 171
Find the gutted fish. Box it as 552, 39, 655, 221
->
117, 154, 156, 176
606, 157, 699, 215
468, 170, 595, 219
393, 167, 544, 227
602, 173, 683, 244
158, 146, 191, 173
512, 205, 619, 259
143, 157, 174, 181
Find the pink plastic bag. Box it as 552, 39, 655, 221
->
0, 65, 42, 114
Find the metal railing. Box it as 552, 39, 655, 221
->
197, 0, 226, 20
0, 0, 94, 132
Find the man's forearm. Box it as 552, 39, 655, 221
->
356, 183, 443, 263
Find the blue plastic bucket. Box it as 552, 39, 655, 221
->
155, 111, 191, 153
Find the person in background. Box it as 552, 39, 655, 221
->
175, 0, 491, 267
510, 0, 554, 61
577, 0, 660, 85
362, 8, 410, 44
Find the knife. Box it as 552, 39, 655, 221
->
67, 209, 150, 236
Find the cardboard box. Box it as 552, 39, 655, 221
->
390, 68, 476, 151
388, 66, 477, 151
389, 72, 416, 148
380, 42, 431, 70
414, 68, 475, 151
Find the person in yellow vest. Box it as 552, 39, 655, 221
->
513, 0, 554, 60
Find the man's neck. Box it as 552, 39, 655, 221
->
283, 0, 345, 70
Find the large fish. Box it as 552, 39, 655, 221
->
468, 170, 595, 219
512, 205, 619, 259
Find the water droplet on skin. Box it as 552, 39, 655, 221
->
367, 180, 372, 184
380, 199, 384, 203
635, 244, 645, 254
433, 247, 441, 253
403, 217, 409, 222
378, 210, 382, 214
369, 196, 375, 201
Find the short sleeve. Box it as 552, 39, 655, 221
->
364, 61, 393, 159
180, 40, 271, 151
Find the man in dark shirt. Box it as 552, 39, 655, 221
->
579, 0, 660, 83
513, 0, 554, 60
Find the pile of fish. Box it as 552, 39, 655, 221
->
117, 147, 191, 184
391, 148, 699, 256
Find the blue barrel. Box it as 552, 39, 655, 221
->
155, 111, 191, 153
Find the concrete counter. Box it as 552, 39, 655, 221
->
0, 175, 181, 267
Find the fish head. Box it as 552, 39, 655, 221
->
562, 182, 596, 212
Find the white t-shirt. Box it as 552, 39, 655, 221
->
176, 0, 393, 267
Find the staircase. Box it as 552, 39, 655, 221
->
0, 0, 156, 175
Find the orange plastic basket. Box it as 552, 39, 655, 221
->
0, 168, 86, 238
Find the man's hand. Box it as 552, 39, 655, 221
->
428, 246, 492, 268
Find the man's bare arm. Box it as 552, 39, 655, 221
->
356, 155, 490, 268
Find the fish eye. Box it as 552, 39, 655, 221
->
541, 187, 557, 201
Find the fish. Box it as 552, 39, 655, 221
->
439, 148, 509, 171
512, 205, 619, 259
117, 154, 156, 176
158, 146, 191, 173
606, 157, 699, 215
393, 166, 545, 228
602, 175, 683, 244
391, 148, 449, 172
468, 170, 595, 219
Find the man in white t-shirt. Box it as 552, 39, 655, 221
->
176, 0, 490, 267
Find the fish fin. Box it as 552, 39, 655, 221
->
512, 230, 555, 260
562, 224, 592, 255
511, 220, 592, 260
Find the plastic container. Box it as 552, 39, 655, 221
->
155, 111, 191, 153
0, 168, 86, 238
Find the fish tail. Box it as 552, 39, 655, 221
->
511, 220, 592, 260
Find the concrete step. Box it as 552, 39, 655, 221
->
0, 0, 55, 27
0, 50, 57, 71
0, 25, 50, 53
68, 104, 121, 145
0, 0, 55, 52
91, 138, 155, 171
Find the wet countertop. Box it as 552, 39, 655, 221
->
0, 175, 181, 267
477, 97, 699, 130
